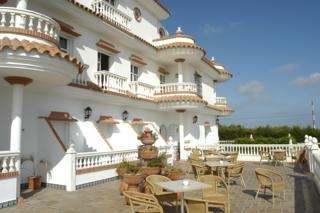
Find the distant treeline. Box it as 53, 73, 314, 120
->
219, 125, 320, 142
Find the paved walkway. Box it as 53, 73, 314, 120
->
0, 161, 319, 213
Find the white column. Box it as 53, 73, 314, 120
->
5, 76, 32, 199
10, 84, 24, 152
178, 112, 185, 160
65, 144, 76, 192
16, 0, 28, 9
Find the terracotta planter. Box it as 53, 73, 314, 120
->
141, 167, 161, 176
167, 172, 185, 181
138, 148, 158, 160
141, 137, 155, 145
123, 174, 143, 191
28, 176, 42, 190
119, 179, 128, 195
116, 168, 126, 178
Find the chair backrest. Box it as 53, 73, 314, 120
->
123, 191, 163, 213
255, 168, 273, 187
185, 197, 209, 213
191, 148, 202, 157
228, 152, 239, 163
191, 163, 206, 179
274, 151, 286, 160
227, 162, 245, 175
146, 175, 171, 194
198, 175, 228, 198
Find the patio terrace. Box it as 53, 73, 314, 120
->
0, 161, 319, 213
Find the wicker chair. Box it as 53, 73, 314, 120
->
225, 162, 246, 188
198, 175, 230, 213
259, 151, 271, 165
191, 163, 211, 179
185, 197, 218, 213
273, 150, 287, 166
145, 175, 179, 211
254, 168, 285, 207
225, 152, 238, 163
123, 191, 163, 213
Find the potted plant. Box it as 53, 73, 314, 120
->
138, 145, 158, 160
163, 165, 185, 181
138, 128, 158, 145
122, 163, 143, 192
141, 153, 167, 176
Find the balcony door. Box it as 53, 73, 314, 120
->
194, 72, 202, 97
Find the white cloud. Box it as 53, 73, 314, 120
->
290, 72, 320, 86
239, 80, 264, 97
274, 63, 298, 73
202, 23, 224, 35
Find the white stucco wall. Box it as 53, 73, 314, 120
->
0, 177, 17, 204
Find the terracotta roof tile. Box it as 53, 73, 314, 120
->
0, 37, 84, 73
157, 42, 205, 52
202, 57, 233, 77
206, 104, 234, 113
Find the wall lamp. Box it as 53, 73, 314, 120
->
84, 107, 92, 120
193, 115, 198, 124
122, 110, 129, 121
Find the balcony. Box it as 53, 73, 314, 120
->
129, 81, 154, 100
154, 82, 197, 95
216, 96, 228, 105
94, 71, 127, 94
0, 7, 60, 44
91, 0, 132, 31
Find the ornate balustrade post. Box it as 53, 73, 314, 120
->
65, 144, 76, 192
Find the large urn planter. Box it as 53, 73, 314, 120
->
123, 174, 143, 192
141, 137, 155, 145
141, 167, 161, 176
138, 146, 158, 160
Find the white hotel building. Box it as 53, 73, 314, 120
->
0, 0, 233, 206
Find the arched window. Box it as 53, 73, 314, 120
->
159, 124, 167, 141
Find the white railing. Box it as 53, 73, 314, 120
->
129, 81, 155, 100
76, 149, 138, 171
216, 97, 227, 105
94, 71, 127, 94
0, 7, 60, 42
75, 146, 171, 171
0, 151, 20, 173
155, 82, 197, 95
72, 72, 88, 86
218, 144, 305, 161
305, 135, 320, 193
91, 0, 131, 30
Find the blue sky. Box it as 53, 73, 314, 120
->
161, 0, 320, 127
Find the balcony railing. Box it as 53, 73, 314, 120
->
91, 0, 131, 31
155, 82, 197, 95
94, 71, 127, 94
0, 7, 60, 43
129, 81, 154, 100
0, 151, 20, 173
216, 96, 227, 105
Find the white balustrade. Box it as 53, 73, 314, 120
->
216, 97, 227, 105
94, 71, 127, 94
155, 82, 197, 95
72, 72, 88, 86
0, 7, 60, 42
91, 0, 131, 30
129, 81, 155, 100
0, 151, 19, 173
76, 149, 138, 171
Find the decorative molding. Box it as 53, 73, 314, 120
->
130, 54, 147, 66
158, 67, 169, 75
41, 182, 66, 190
176, 109, 186, 113
53, 18, 81, 37
0, 200, 16, 209
4, 76, 33, 86
76, 176, 119, 190
0, 171, 19, 180
96, 39, 120, 54
131, 118, 146, 125
0, 0, 8, 4
39, 111, 77, 122
174, 58, 186, 63
0, 27, 59, 46
96, 116, 119, 124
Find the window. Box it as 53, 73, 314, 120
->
194, 72, 202, 97
131, 65, 139, 81
98, 52, 110, 71
160, 74, 165, 84
104, 0, 115, 6
59, 36, 71, 53
158, 27, 165, 38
